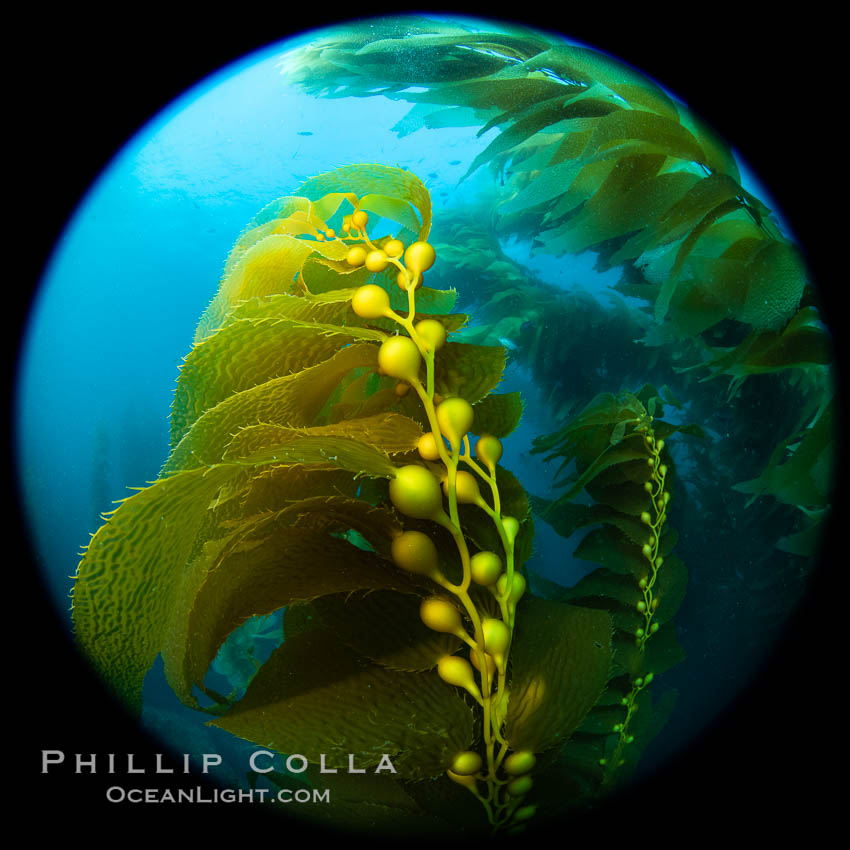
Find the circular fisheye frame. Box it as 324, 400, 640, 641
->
18, 14, 838, 842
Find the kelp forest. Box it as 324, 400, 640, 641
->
69, 17, 835, 839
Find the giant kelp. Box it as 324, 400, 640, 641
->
528, 387, 700, 796
280, 17, 835, 566
72, 164, 640, 836
425, 205, 662, 422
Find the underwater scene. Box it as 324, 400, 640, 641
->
17, 13, 841, 842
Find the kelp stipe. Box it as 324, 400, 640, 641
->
72, 165, 622, 837
529, 387, 701, 796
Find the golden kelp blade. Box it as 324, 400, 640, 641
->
506, 597, 612, 752
163, 343, 378, 475
210, 628, 475, 780
72, 465, 237, 713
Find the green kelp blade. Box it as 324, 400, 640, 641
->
161, 520, 419, 709
311, 589, 462, 672
543, 553, 686, 636
462, 91, 619, 182
553, 435, 650, 503
604, 688, 678, 786
399, 74, 574, 116
613, 621, 685, 679
652, 554, 688, 626
471, 391, 524, 438
694, 315, 832, 387
777, 511, 829, 557
571, 525, 647, 576
532, 498, 649, 548
434, 341, 506, 405
72, 464, 237, 713
586, 477, 653, 517
295, 767, 453, 838
537, 153, 666, 256
506, 596, 613, 752
531, 391, 635, 454
553, 568, 642, 614
392, 102, 491, 138
517, 44, 678, 120
171, 318, 387, 447
389, 286, 458, 316
163, 342, 378, 475
210, 627, 474, 780
732, 397, 834, 509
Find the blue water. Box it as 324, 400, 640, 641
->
17, 44, 498, 612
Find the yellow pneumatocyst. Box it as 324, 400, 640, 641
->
476, 434, 503, 468
391, 530, 440, 575
351, 284, 390, 319
451, 751, 482, 776
437, 656, 480, 698
417, 432, 443, 461
404, 240, 436, 274
496, 572, 526, 605
469, 648, 496, 677
507, 776, 533, 797
365, 249, 390, 272
389, 465, 443, 519
444, 470, 481, 504
415, 318, 447, 351
436, 397, 474, 450
504, 751, 536, 776
470, 551, 502, 586
384, 238, 404, 258
378, 336, 421, 382
420, 597, 462, 634
352, 210, 369, 229
482, 617, 510, 657
346, 245, 367, 266
501, 515, 520, 543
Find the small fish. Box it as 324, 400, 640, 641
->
497, 336, 519, 352
428, 172, 439, 180
449, 160, 461, 165
297, 131, 313, 136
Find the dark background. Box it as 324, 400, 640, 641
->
14, 7, 841, 843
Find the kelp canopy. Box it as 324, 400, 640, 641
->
280, 15, 834, 561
